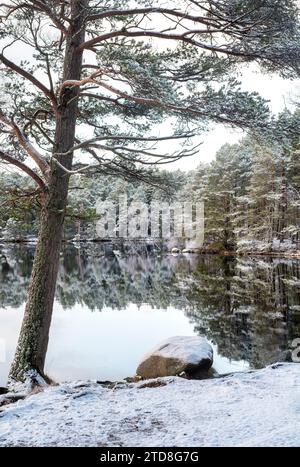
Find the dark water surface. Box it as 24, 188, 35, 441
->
0, 244, 299, 385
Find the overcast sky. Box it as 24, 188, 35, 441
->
169, 67, 299, 171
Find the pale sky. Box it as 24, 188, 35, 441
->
168, 67, 299, 170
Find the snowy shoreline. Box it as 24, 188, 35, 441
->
0, 363, 299, 447
1, 238, 300, 259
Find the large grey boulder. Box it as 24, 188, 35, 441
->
136, 336, 213, 379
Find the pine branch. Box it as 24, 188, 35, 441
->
0, 111, 50, 176
0, 53, 58, 112
0, 149, 47, 192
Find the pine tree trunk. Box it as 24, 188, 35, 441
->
9, 1, 87, 383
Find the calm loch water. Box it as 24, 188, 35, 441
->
0, 244, 300, 385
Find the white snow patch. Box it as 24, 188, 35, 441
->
0, 364, 299, 447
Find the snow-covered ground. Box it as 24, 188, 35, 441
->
0, 363, 299, 447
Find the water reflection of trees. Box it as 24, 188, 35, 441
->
1, 244, 300, 369
184, 256, 300, 368
57, 246, 193, 311
0, 246, 34, 307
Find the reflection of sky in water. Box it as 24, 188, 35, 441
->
0, 302, 248, 386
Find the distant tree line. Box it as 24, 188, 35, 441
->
1, 109, 299, 253
186, 109, 300, 252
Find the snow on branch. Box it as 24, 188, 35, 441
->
0, 110, 50, 176
0, 1, 69, 34
66, 70, 253, 127
0, 149, 47, 192
0, 53, 58, 112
